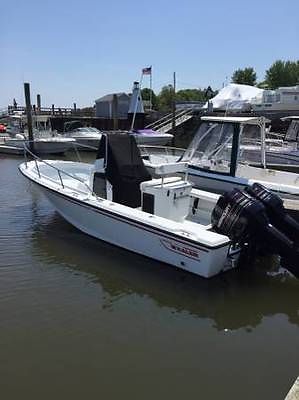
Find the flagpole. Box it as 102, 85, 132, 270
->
149, 66, 152, 111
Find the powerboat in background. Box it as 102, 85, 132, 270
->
130, 129, 173, 146
142, 116, 299, 217
63, 121, 173, 149
63, 121, 103, 151
239, 115, 299, 166
0, 115, 76, 155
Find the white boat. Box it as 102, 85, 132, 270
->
130, 129, 173, 146
63, 121, 102, 151
19, 133, 244, 278
0, 125, 76, 155
64, 122, 172, 149
234, 116, 299, 166
141, 116, 299, 216
1, 115, 76, 155
0, 135, 76, 155
252, 85, 299, 112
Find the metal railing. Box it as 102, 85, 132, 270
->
139, 144, 186, 158
23, 143, 96, 196
145, 108, 193, 132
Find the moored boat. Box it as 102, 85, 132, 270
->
19, 134, 299, 278
142, 116, 299, 217
1, 114, 76, 155
63, 121, 102, 151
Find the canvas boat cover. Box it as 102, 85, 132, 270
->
96, 133, 151, 207
204, 83, 264, 111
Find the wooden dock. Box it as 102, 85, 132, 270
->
6, 105, 94, 117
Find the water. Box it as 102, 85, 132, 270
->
0, 154, 298, 399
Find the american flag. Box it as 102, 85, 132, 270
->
142, 66, 152, 75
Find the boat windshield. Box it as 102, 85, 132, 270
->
238, 124, 263, 164
285, 120, 299, 142
181, 122, 235, 173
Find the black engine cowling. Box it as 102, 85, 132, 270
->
245, 183, 299, 245
211, 185, 299, 278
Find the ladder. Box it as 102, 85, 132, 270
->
145, 108, 193, 133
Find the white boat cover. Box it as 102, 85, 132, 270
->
204, 84, 264, 111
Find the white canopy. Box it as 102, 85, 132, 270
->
204, 83, 264, 111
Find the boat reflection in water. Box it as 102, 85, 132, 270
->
32, 211, 299, 332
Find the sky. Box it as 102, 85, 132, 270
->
1, 0, 299, 108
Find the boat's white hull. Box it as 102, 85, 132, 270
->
186, 166, 299, 210
32, 141, 74, 154
0, 144, 23, 155
2, 139, 74, 154
19, 161, 237, 278
41, 187, 232, 278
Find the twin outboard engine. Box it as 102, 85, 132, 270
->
211, 184, 299, 278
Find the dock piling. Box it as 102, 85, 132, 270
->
112, 94, 118, 130
24, 83, 34, 152
37, 94, 41, 111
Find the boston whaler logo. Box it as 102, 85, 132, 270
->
160, 239, 200, 260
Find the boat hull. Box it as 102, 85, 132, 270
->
19, 162, 236, 278
42, 188, 233, 278
186, 166, 299, 217
2, 139, 74, 154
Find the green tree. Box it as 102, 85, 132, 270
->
157, 85, 174, 112
265, 60, 299, 89
176, 88, 206, 102
141, 88, 158, 110
231, 67, 257, 86
172, 87, 217, 103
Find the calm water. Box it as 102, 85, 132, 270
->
0, 154, 298, 399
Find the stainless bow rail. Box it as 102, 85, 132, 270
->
23, 143, 96, 196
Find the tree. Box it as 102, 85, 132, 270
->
157, 85, 174, 112
265, 60, 299, 89
231, 67, 257, 86
176, 88, 206, 102
141, 88, 158, 110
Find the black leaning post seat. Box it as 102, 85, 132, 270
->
95, 133, 151, 207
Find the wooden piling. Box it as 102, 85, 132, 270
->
73, 103, 77, 114
37, 94, 41, 111
112, 94, 118, 130
24, 83, 34, 152
52, 104, 55, 115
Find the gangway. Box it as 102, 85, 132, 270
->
145, 108, 193, 133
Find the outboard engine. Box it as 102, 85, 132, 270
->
212, 189, 267, 245
211, 187, 299, 278
245, 183, 299, 245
